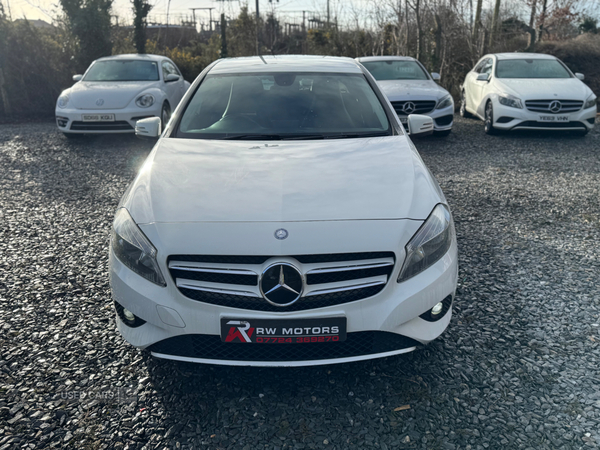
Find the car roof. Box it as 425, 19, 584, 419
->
210, 55, 363, 74
95, 54, 168, 62
492, 53, 557, 60
356, 56, 417, 63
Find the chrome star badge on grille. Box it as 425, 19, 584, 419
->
260, 263, 304, 306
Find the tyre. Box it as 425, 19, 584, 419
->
484, 101, 497, 135
459, 90, 473, 118
161, 102, 172, 130
434, 129, 452, 137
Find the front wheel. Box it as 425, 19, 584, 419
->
484, 101, 497, 135
161, 102, 172, 130
459, 91, 473, 118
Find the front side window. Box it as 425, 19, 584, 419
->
176, 72, 391, 140
496, 59, 572, 79
162, 61, 180, 79
84, 60, 159, 82
480, 59, 494, 75
361, 60, 429, 81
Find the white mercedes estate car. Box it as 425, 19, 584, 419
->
460, 52, 597, 135
357, 56, 454, 136
55, 54, 190, 137
109, 55, 458, 367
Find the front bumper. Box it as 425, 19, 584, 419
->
392, 103, 454, 132
109, 220, 458, 367
491, 101, 596, 131
55, 105, 161, 134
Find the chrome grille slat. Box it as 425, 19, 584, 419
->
168, 252, 396, 311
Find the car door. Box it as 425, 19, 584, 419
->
472, 58, 494, 115
464, 58, 486, 112
161, 60, 185, 107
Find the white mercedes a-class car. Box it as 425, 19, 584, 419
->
357, 56, 454, 136
460, 52, 597, 135
55, 54, 190, 137
109, 55, 458, 367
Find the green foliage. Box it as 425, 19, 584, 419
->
60, 0, 113, 71
132, 0, 152, 54
579, 16, 598, 35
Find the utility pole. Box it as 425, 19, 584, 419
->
165, 0, 171, 45
256, 0, 260, 55
326, 0, 330, 27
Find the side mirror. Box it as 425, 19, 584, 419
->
73, 74, 83, 82
135, 117, 161, 139
575, 73, 585, 81
407, 114, 434, 137
431, 72, 441, 82
165, 73, 180, 83
476, 73, 490, 82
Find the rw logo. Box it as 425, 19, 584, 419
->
224, 320, 255, 343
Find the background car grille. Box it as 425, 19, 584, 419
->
148, 331, 421, 362
391, 100, 437, 115
168, 252, 396, 312
70, 121, 133, 131
525, 100, 583, 114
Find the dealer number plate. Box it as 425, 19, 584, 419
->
538, 115, 569, 122
82, 114, 115, 122
220, 317, 346, 344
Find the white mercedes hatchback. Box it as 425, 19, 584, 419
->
460, 52, 597, 135
109, 55, 458, 367
55, 54, 190, 137
357, 56, 454, 136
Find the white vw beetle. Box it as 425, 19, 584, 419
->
55, 54, 190, 138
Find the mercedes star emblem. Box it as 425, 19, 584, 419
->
549, 100, 562, 113
96, 98, 104, 106
260, 263, 304, 306
402, 102, 416, 114
274, 228, 288, 240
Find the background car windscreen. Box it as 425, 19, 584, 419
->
84, 60, 160, 81
496, 59, 571, 79
361, 61, 429, 81
177, 72, 391, 139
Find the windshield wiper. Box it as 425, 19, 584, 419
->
222, 134, 283, 140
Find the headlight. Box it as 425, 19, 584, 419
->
398, 204, 454, 283
111, 208, 166, 286
135, 94, 155, 108
57, 95, 69, 109
498, 94, 523, 109
435, 94, 453, 110
584, 94, 597, 109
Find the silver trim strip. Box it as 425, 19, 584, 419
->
306, 261, 393, 275
305, 280, 385, 297
176, 281, 259, 298
169, 264, 257, 276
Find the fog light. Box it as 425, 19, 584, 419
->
431, 302, 444, 316
123, 308, 135, 322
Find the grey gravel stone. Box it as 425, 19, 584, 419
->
0, 118, 599, 449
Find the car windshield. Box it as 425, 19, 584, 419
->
361, 60, 429, 81
176, 72, 391, 140
496, 59, 571, 79
83, 60, 160, 82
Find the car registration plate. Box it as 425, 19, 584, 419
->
537, 115, 569, 122
82, 114, 115, 122
220, 317, 346, 344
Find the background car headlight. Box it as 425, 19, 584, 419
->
135, 94, 155, 108
57, 95, 69, 108
435, 94, 453, 110
498, 94, 523, 109
111, 208, 166, 286
398, 204, 454, 283
584, 94, 597, 109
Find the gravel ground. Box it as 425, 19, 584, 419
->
1, 117, 599, 450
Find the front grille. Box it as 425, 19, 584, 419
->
525, 99, 583, 114
514, 121, 587, 129
70, 121, 133, 131
391, 100, 436, 115
149, 331, 421, 362
168, 252, 396, 312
